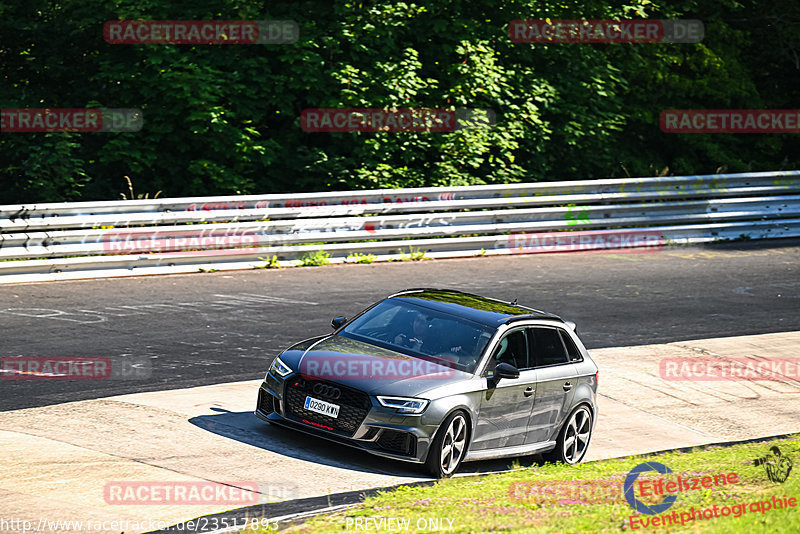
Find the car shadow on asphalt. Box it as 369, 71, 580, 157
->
189, 408, 542, 479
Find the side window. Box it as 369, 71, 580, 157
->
530, 327, 569, 367
559, 329, 583, 362
490, 330, 530, 371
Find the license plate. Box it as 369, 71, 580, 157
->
304, 396, 340, 418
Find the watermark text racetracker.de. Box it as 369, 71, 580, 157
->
300, 355, 457, 381
660, 109, 800, 133
104, 20, 298, 44
660, 357, 800, 381
1, 108, 142, 133
509, 19, 703, 43
1, 356, 150, 380
509, 467, 739, 508
508, 478, 623, 505
300, 108, 495, 132
101, 229, 259, 255
0, 517, 168, 533
509, 229, 665, 254
104, 480, 298, 505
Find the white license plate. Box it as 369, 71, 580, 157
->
304, 396, 340, 418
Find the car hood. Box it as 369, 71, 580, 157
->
280, 335, 470, 397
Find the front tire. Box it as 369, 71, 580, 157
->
544, 405, 593, 464
425, 410, 469, 478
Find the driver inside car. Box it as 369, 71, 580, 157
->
394, 313, 433, 352
394, 313, 464, 355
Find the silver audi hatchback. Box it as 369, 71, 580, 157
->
255, 288, 598, 477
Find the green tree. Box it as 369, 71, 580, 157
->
1, 0, 798, 204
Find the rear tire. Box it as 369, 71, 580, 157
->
543, 405, 593, 464
425, 410, 469, 478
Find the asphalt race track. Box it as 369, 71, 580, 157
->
1, 238, 799, 412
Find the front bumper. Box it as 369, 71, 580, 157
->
254, 376, 438, 464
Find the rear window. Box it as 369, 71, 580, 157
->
559, 330, 583, 362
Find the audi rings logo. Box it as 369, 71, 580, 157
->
624, 462, 677, 515
312, 383, 341, 400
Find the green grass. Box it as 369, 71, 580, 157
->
247, 435, 800, 533
300, 249, 331, 266
253, 255, 282, 269
346, 252, 376, 264
400, 246, 429, 261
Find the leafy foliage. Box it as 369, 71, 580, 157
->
2, 0, 798, 203
255, 255, 282, 269
347, 252, 376, 264
300, 249, 330, 266
400, 246, 428, 261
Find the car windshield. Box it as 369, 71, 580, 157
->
338, 298, 495, 373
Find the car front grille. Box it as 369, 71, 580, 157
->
284, 377, 371, 437
376, 429, 417, 457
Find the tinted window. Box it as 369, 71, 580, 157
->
559, 330, 583, 362
531, 327, 568, 367
490, 329, 529, 370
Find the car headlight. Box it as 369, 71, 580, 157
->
377, 396, 429, 415
269, 356, 292, 378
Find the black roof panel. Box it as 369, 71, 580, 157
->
389, 288, 563, 327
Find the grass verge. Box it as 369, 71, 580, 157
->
250, 434, 799, 533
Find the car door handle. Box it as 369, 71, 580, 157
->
524, 386, 535, 397
563, 382, 573, 391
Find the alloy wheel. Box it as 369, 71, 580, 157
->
562, 407, 592, 463
440, 413, 467, 475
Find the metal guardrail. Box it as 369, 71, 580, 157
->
0, 171, 798, 283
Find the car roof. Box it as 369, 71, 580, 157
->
388, 288, 565, 328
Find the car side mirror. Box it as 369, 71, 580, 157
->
494, 362, 520, 380
331, 316, 347, 329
